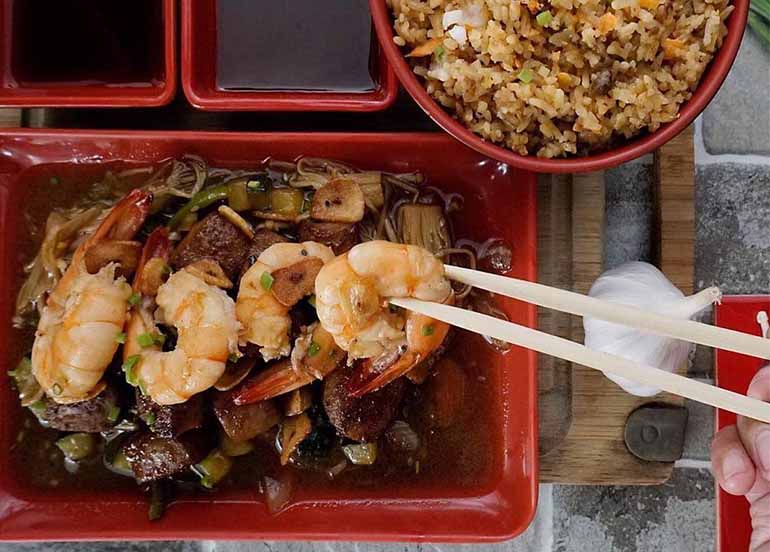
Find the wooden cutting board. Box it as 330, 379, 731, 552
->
538, 127, 695, 485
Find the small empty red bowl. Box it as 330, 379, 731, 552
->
370, 0, 749, 173
0, 0, 176, 108
182, 0, 399, 112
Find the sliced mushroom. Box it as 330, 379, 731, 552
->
281, 387, 313, 416
310, 179, 365, 223
270, 257, 324, 307
84, 240, 142, 275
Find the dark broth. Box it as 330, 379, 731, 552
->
10, 0, 164, 86
216, 0, 375, 92
8, 162, 497, 500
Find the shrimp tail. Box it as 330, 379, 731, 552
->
347, 353, 423, 398
232, 360, 314, 405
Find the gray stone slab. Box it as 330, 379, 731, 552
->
702, 31, 770, 156
696, 163, 770, 293
604, 162, 654, 270
553, 468, 715, 552
682, 396, 716, 462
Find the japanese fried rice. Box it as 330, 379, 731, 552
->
389, 0, 733, 158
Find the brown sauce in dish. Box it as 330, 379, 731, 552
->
10, 0, 164, 86
216, 0, 375, 92
6, 162, 500, 502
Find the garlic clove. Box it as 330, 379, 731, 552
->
583, 262, 720, 397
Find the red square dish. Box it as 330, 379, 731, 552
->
0, 0, 176, 108
0, 130, 537, 542
181, 0, 399, 112
714, 296, 769, 552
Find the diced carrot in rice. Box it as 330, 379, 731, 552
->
597, 13, 617, 35
639, 0, 659, 9
406, 37, 443, 57
663, 38, 687, 59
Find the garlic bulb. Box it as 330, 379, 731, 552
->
583, 262, 721, 397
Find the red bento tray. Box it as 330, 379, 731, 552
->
714, 296, 769, 552
181, 0, 399, 112
0, 0, 176, 108
0, 130, 537, 542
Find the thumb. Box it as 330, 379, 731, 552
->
738, 365, 770, 483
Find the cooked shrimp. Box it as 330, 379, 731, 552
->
32, 190, 152, 404
236, 241, 334, 361
124, 233, 240, 405
314, 240, 452, 396
232, 322, 346, 405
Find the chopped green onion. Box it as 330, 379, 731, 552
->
137, 333, 155, 348
107, 404, 121, 423
228, 352, 240, 363
128, 292, 141, 306
168, 184, 230, 229
143, 412, 156, 426
115, 332, 126, 344
342, 443, 378, 465
536, 10, 553, 26
193, 449, 233, 489
517, 68, 535, 83
123, 355, 140, 386
260, 271, 274, 291
421, 324, 435, 336
307, 341, 321, 357
434, 45, 445, 59
49, 176, 60, 186
247, 178, 267, 192
56, 433, 95, 461
138, 380, 148, 396
29, 400, 46, 415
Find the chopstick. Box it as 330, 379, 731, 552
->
445, 264, 770, 360
391, 297, 770, 424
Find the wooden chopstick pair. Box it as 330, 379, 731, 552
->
389, 265, 770, 424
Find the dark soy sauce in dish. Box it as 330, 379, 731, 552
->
10, 0, 164, 86
216, 0, 375, 92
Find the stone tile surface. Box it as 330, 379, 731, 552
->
681, 396, 716, 462
696, 163, 770, 293
702, 31, 770, 156
553, 468, 715, 552
604, 163, 654, 270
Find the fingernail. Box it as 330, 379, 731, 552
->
756, 430, 770, 472
722, 450, 750, 493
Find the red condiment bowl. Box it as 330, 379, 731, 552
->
0, 0, 176, 108
370, 0, 749, 173
0, 130, 537, 542
181, 0, 399, 112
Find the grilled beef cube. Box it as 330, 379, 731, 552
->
171, 212, 252, 281
239, 229, 289, 278
213, 388, 282, 442
323, 366, 405, 442
297, 221, 356, 255
124, 429, 211, 483
42, 384, 119, 433
135, 391, 205, 438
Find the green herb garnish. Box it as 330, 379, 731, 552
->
307, 341, 321, 357
107, 404, 121, 423
49, 176, 60, 186
128, 292, 142, 306
260, 271, 274, 291
143, 412, 156, 426
247, 178, 267, 192
750, 0, 770, 50
122, 355, 140, 386
517, 68, 535, 83
115, 332, 126, 344
228, 352, 240, 363
434, 45, 446, 59
137, 333, 157, 348
536, 10, 553, 26
421, 324, 435, 337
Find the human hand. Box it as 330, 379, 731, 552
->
712, 365, 770, 552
